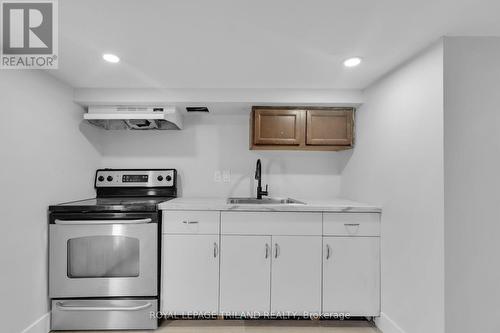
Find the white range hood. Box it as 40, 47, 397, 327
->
84, 106, 183, 130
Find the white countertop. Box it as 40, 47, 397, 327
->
159, 197, 381, 213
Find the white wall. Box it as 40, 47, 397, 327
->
0, 71, 102, 333
340, 42, 445, 333
443, 37, 500, 333
99, 114, 350, 199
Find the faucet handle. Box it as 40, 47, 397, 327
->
263, 184, 269, 196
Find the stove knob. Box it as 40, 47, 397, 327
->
157, 175, 164, 181
107, 176, 113, 182
98, 176, 105, 182
165, 175, 172, 182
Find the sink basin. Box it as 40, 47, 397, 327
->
227, 197, 305, 205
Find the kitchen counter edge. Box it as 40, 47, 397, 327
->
158, 198, 381, 213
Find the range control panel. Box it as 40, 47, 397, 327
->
95, 169, 176, 188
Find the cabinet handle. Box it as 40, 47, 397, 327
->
344, 223, 360, 226
213, 242, 218, 258
265, 243, 270, 258
274, 243, 280, 258
326, 244, 331, 260
183, 221, 199, 224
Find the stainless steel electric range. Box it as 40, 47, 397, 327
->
48, 168, 177, 331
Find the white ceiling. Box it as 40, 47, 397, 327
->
53, 0, 500, 89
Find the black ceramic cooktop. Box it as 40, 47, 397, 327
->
49, 197, 174, 212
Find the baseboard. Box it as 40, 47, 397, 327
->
375, 312, 406, 333
20, 310, 399, 333
21, 312, 50, 333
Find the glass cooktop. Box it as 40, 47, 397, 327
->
49, 197, 174, 212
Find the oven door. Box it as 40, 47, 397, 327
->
49, 213, 158, 298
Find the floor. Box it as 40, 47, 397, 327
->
60, 319, 381, 333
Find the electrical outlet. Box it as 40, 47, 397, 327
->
222, 170, 231, 183
214, 170, 222, 182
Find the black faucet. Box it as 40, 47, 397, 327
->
255, 159, 269, 199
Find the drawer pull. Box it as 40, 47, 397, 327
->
55, 301, 152, 312
344, 223, 360, 235
182, 221, 199, 224
55, 218, 151, 225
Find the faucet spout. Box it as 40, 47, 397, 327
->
255, 159, 261, 181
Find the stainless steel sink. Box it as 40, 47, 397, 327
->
227, 197, 305, 205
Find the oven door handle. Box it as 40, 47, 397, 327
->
55, 301, 153, 312
54, 218, 152, 225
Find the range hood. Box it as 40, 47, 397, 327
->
84, 106, 183, 130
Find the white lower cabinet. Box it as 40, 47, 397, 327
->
219, 235, 322, 316
219, 235, 271, 315
161, 234, 219, 314
271, 236, 322, 315
161, 210, 381, 318
322, 236, 380, 316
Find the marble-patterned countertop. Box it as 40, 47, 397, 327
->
158, 197, 381, 213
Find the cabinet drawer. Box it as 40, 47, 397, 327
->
162, 211, 220, 234
221, 212, 322, 235
51, 299, 157, 330
323, 213, 380, 236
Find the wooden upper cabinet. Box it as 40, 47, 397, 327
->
250, 107, 354, 151
253, 109, 303, 146
306, 110, 353, 146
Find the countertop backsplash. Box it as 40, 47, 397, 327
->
98, 114, 353, 199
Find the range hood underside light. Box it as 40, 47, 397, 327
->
86, 119, 181, 130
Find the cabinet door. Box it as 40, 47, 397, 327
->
306, 110, 353, 146
162, 235, 219, 314
271, 236, 322, 315
253, 109, 303, 145
220, 235, 271, 314
323, 237, 380, 316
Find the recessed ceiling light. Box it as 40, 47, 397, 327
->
102, 53, 120, 63
343, 57, 362, 68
